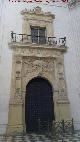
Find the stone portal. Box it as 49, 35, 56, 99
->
7, 7, 71, 134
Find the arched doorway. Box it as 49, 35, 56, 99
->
25, 77, 55, 133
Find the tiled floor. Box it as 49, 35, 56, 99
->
0, 132, 80, 142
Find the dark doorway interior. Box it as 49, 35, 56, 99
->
25, 77, 55, 133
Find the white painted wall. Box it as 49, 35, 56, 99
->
0, 1, 80, 134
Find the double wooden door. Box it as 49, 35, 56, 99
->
25, 77, 55, 132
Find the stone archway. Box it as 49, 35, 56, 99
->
25, 76, 55, 133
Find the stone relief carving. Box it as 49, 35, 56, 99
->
58, 73, 64, 80
15, 85, 22, 97
16, 60, 21, 64
16, 88, 20, 94
22, 57, 55, 77
16, 71, 21, 78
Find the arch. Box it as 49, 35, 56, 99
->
25, 76, 55, 132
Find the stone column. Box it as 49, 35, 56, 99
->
56, 56, 71, 120
7, 56, 23, 134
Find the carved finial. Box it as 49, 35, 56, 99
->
34, 6, 42, 14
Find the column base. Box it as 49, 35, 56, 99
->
6, 99, 24, 134
6, 124, 24, 135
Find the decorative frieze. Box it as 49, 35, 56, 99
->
14, 47, 61, 58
